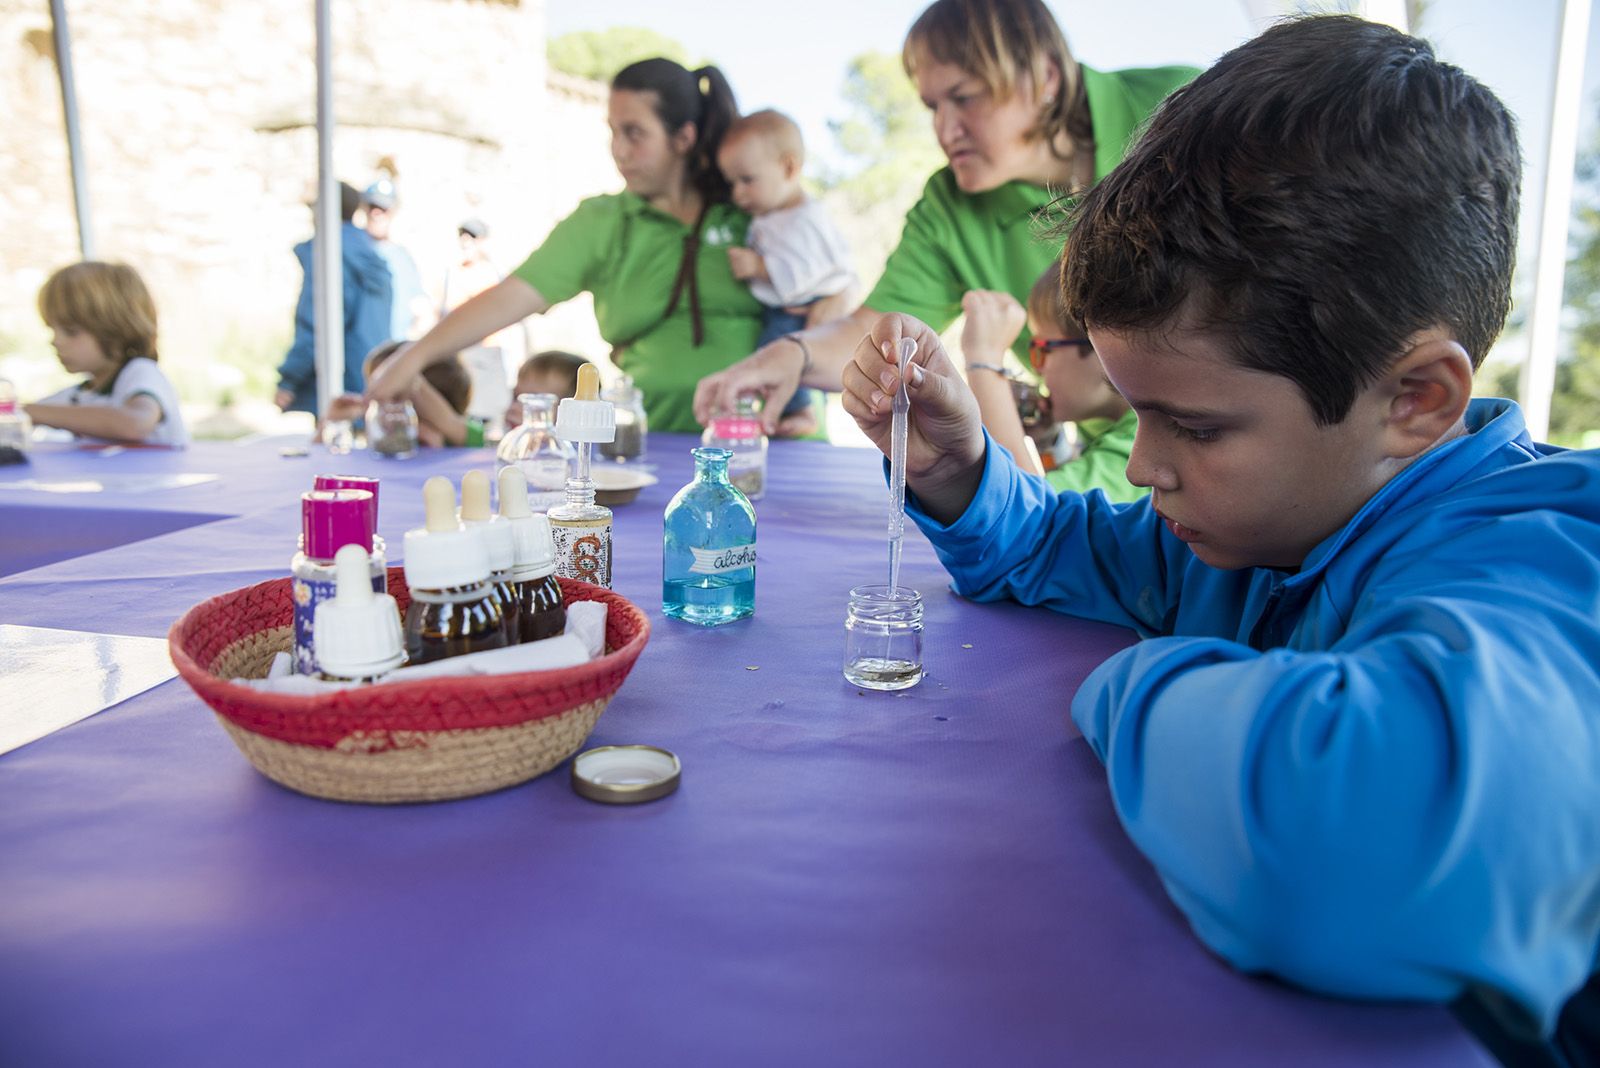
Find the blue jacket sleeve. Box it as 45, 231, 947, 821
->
276, 243, 316, 392
1072, 488, 1600, 1031
907, 432, 1191, 636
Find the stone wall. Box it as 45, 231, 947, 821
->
0, 0, 615, 403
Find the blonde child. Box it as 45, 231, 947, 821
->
26, 262, 188, 448
961, 263, 1139, 501
717, 109, 854, 425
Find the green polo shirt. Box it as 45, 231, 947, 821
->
515, 193, 763, 433
1045, 408, 1144, 502
864, 63, 1201, 363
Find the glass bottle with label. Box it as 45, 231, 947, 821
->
291, 488, 386, 676
700, 394, 767, 500
662, 446, 756, 626
599, 375, 647, 463
548, 365, 615, 588
495, 393, 574, 511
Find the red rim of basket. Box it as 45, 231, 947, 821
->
168, 571, 650, 747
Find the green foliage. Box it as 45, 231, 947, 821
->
547, 28, 695, 83
822, 51, 944, 210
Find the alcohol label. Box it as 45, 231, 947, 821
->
688, 543, 756, 575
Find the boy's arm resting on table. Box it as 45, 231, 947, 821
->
1072, 502, 1600, 1029
905, 429, 1179, 634
25, 395, 162, 444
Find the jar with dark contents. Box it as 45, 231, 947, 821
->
498, 468, 569, 643
700, 395, 767, 500
402, 475, 505, 664
599, 375, 647, 463
404, 584, 506, 665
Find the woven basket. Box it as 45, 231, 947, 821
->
168, 568, 650, 804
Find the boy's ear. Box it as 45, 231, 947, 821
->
782, 152, 801, 181
1378, 332, 1474, 460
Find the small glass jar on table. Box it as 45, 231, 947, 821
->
843, 584, 924, 690
366, 399, 419, 459
700, 394, 767, 500
497, 393, 575, 510
599, 375, 648, 463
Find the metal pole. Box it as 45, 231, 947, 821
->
312, 0, 343, 423
1522, 0, 1592, 442
48, 0, 94, 260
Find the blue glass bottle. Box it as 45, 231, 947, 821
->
663, 447, 756, 626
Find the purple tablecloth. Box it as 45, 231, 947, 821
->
0, 436, 1490, 1066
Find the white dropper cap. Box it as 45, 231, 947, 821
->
459, 469, 514, 575
314, 544, 405, 679
498, 467, 558, 579
403, 475, 491, 590
556, 364, 616, 443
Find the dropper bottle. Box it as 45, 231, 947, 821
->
315, 544, 406, 683
499, 467, 567, 642
548, 363, 616, 588
460, 468, 521, 647
402, 475, 506, 665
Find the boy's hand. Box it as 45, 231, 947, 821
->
960, 290, 1026, 365
363, 342, 420, 402
841, 313, 987, 524
727, 246, 767, 282
325, 393, 365, 422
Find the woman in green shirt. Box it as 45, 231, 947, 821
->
693, 0, 1198, 439
368, 58, 762, 434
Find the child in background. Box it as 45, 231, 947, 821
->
503, 350, 593, 429
25, 262, 188, 448
717, 109, 855, 427
328, 341, 479, 447
961, 263, 1140, 502
844, 17, 1600, 1061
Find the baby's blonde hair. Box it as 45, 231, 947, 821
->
37, 262, 159, 365
724, 109, 805, 168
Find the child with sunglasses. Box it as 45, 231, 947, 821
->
959, 263, 1140, 501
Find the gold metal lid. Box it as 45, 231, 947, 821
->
571, 745, 681, 804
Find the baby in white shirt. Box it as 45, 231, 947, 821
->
718, 109, 856, 419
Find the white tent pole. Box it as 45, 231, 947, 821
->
1523, 0, 1592, 441
48, 0, 94, 260
312, 0, 343, 423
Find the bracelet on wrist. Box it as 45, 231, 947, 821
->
782, 333, 814, 379
965, 362, 1013, 378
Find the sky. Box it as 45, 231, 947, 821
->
546, 0, 1600, 284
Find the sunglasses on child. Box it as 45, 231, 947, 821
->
1027, 336, 1092, 370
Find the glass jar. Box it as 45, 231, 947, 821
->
843, 584, 924, 690
322, 417, 355, 455
366, 399, 419, 459
663, 447, 756, 626
0, 378, 32, 463
700, 394, 768, 500
599, 375, 648, 463
496, 393, 575, 510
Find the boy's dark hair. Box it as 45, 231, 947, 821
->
1060, 16, 1520, 425
518, 350, 592, 400
613, 58, 739, 205
365, 340, 472, 414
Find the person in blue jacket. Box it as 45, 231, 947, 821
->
274, 181, 394, 414
842, 16, 1600, 1066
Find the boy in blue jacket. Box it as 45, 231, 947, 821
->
842, 16, 1600, 1065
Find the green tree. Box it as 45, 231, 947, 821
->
823, 51, 943, 211
546, 28, 696, 83
1491, 131, 1600, 445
